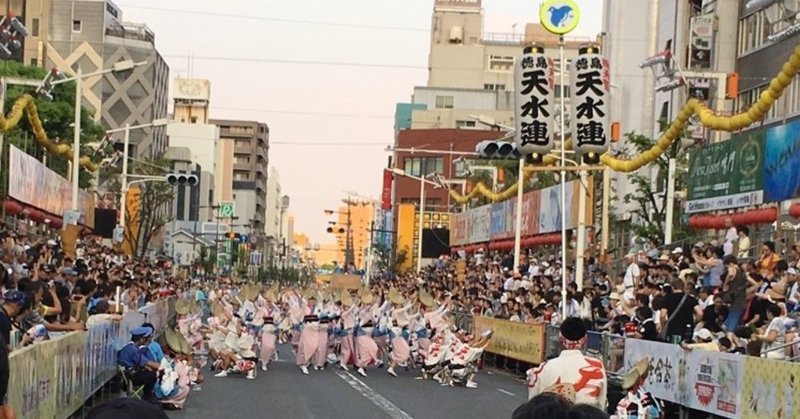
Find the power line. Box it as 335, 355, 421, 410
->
211, 106, 392, 119
117, 4, 429, 32
162, 54, 426, 69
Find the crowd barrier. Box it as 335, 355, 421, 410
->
624, 339, 800, 419
7, 298, 175, 419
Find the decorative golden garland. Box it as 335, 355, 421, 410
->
2, 93, 99, 171
449, 45, 800, 204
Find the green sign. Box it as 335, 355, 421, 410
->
219, 201, 235, 218
686, 130, 765, 213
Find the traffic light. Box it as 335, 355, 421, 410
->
166, 173, 198, 186
326, 227, 345, 234
475, 140, 521, 159
227, 232, 241, 240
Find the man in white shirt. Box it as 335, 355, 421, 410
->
526, 318, 607, 409
723, 218, 738, 257
623, 253, 641, 304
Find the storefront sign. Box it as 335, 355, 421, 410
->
687, 130, 765, 213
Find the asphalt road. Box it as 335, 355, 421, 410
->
167, 344, 528, 419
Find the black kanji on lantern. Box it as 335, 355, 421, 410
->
536, 56, 548, 69
521, 96, 550, 119
521, 55, 535, 69
590, 57, 602, 69
576, 97, 605, 119
520, 70, 549, 96
575, 121, 607, 146
575, 71, 604, 96
575, 57, 589, 71
519, 121, 549, 146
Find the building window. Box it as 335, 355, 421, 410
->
455, 120, 477, 129
403, 157, 443, 177
190, 116, 197, 123
31, 18, 39, 37
435, 95, 454, 109
483, 84, 506, 91
234, 171, 249, 181
488, 55, 514, 72
72, 20, 82, 33
234, 154, 250, 165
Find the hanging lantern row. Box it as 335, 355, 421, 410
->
688, 208, 778, 230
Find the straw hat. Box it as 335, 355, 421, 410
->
418, 289, 435, 308
265, 288, 278, 302
388, 287, 406, 305
164, 328, 182, 354
177, 330, 192, 354
303, 287, 318, 301
175, 299, 191, 316
339, 289, 353, 307
623, 357, 651, 390
359, 288, 374, 305
210, 301, 225, 319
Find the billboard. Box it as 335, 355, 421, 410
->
763, 118, 800, 202
686, 130, 765, 213
172, 79, 210, 101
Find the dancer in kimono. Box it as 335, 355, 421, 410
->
337, 290, 358, 371
297, 289, 322, 375
354, 289, 380, 377
616, 357, 663, 418
255, 288, 281, 372
387, 288, 413, 377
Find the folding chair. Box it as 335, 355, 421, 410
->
118, 366, 145, 399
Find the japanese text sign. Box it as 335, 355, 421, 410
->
515, 45, 555, 157
570, 47, 611, 160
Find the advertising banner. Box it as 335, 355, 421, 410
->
381, 169, 393, 210
683, 350, 744, 418
524, 189, 541, 236
468, 205, 491, 243
740, 356, 800, 419
625, 339, 745, 418
763, 118, 800, 202
472, 316, 546, 363
624, 340, 684, 406
686, 131, 765, 213
539, 182, 576, 233
450, 212, 469, 246
490, 202, 507, 239
8, 145, 95, 227
331, 274, 361, 290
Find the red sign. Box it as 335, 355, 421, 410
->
381, 169, 393, 210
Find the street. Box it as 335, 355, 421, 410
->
168, 344, 527, 419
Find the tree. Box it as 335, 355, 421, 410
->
373, 242, 408, 274
621, 129, 689, 245
0, 60, 108, 188
116, 158, 173, 258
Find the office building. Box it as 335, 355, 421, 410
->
332, 201, 373, 270
210, 118, 269, 233
46, 0, 169, 158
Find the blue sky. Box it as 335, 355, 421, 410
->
120, 0, 603, 243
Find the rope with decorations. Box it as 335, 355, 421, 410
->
1, 93, 99, 171
448, 44, 800, 204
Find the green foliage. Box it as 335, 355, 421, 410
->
0, 60, 108, 188
372, 242, 407, 274
620, 129, 689, 245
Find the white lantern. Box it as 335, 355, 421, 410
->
514, 45, 555, 161
569, 46, 611, 163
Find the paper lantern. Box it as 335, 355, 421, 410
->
570, 46, 611, 161
515, 45, 555, 158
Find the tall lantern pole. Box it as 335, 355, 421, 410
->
539, 0, 581, 320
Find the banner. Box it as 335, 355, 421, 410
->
490, 202, 507, 239
8, 145, 95, 227
740, 356, 800, 419
623, 340, 684, 405
468, 205, 491, 243
331, 274, 361, 290
524, 189, 541, 236
381, 169, 393, 210
8, 299, 174, 419
686, 130, 765, 213
450, 212, 469, 246
625, 339, 745, 418
472, 316, 545, 364
763, 118, 800, 202
539, 182, 576, 233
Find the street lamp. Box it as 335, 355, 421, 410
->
389, 168, 441, 273
46, 59, 147, 214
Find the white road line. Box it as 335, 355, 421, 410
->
497, 389, 516, 397
335, 371, 414, 419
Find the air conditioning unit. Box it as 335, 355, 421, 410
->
449, 26, 463, 44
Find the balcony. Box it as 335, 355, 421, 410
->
105, 23, 155, 45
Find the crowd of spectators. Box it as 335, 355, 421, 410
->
404, 222, 800, 367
